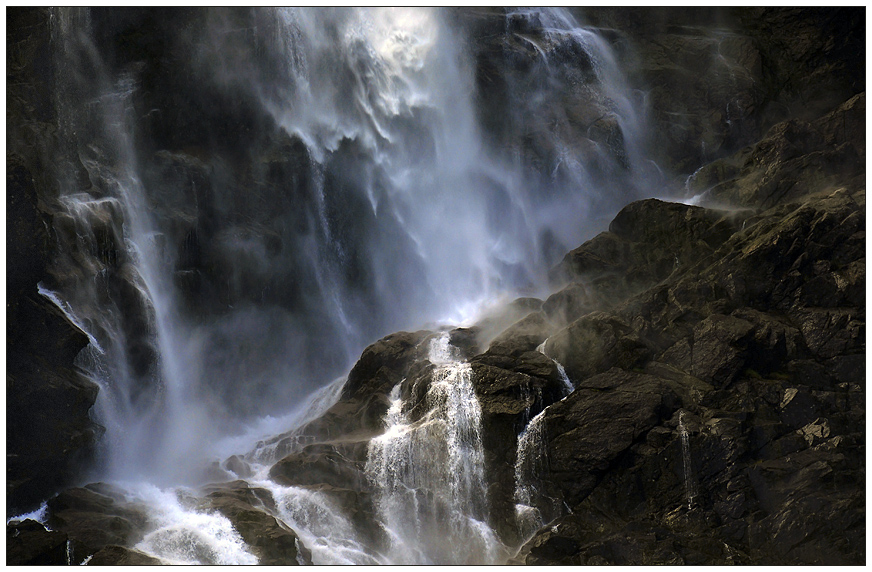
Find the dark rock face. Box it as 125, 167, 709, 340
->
544, 370, 679, 508
45, 484, 150, 558
515, 100, 865, 562
7, 8, 103, 514
7, 520, 71, 565
87, 546, 163, 566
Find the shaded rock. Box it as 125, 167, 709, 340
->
699, 95, 865, 208
45, 484, 149, 556
472, 297, 544, 348
270, 442, 369, 493
6, 520, 70, 565
689, 313, 754, 386
7, 156, 103, 514
544, 370, 679, 507
545, 312, 650, 382
486, 311, 553, 356
87, 545, 164, 565
297, 330, 432, 441
542, 281, 610, 326
548, 199, 745, 328
469, 348, 568, 544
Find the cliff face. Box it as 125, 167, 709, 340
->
6, 7, 864, 565
7, 8, 103, 515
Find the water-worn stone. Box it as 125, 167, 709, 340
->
45, 484, 150, 556
199, 480, 304, 565
87, 545, 164, 565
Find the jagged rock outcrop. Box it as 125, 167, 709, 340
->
514, 93, 864, 564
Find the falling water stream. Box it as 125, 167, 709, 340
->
364, 333, 502, 564
31, 6, 659, 564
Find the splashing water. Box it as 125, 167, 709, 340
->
513, 409, 560, 543
537, 338, 575, 395
255, 480, 379, 565
131, 486, 258, 565
364, 333, 504, 564
7, 502, 50, 528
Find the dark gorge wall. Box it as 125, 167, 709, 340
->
6, 7, 865, 565
7, 8, 102, 515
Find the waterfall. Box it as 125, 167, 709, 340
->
36, 7, 654, 564
255, 481, 379, 565
364, 333, 503, 564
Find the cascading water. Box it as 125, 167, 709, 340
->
678, 411, 699, 510
537, 338, 575, 394
35, 6, 655, 564
513, 409, 558, 543
364, 333, 503, 564
512, 340, 575, 545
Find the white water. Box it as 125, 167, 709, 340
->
256, 480, 379, 565
513, 409, 559, 543
37, 6, 655, 564
131, 486, 257, 565
7, 502, 50, 528
537, 338, 576, 395
363, 333, 504, 564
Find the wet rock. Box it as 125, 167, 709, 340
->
469, 346, 568, 543
6, 520, 70, 565
546, 312, 650, 382
270, 443, 369, 493
87, 545, 164, 565
199, 480, 304, 566
472, 297, 544, 348
7, 157, 103, 514
542, 281, 610, 326
298, 330, 432, 440
486, 311, 554, 356
45, 484, 150, 556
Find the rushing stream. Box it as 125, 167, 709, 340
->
33, 7, 660, 564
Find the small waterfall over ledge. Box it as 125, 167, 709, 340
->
364, 333, 503, 565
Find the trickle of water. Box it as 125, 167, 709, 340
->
37, 282, 104, 353
513, 409, 560, 544
678, 411, 699, 509
536, 340, 575, 395
364, 333, 504, 564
